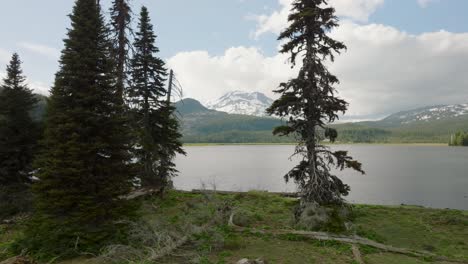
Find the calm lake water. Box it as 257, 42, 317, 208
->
173, 145, 468, 210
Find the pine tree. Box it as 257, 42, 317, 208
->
0, 53, 38, 218
26, 0, 134, 254
128, 6, 176, 189
267, 0, 363, 211
0, 53, 38, 186
156, 93, 186, 193
110, 0, 132, 104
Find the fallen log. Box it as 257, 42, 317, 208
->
351, 244, 364, 264
237, 227, 467, 263
123, 188, 161, 200
228, 212, 467, 264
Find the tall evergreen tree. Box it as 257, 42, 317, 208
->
267, 0, 363, 211
156, 92, 185, 193
110, 0, 132, 104
128, 7, 184, 190
0, 53, 38, 218
26, 0, 134, 254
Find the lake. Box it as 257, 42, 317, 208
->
173, 145, 468, 210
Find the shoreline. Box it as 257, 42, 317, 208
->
183, 142, 449, 147
176, 189, 467, 211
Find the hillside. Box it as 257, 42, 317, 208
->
334, 104, 468, 143
177, 99, 468, 144
175, 98, 290, 143
12, 95, 468, 144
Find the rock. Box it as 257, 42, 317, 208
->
296, 202, 329, 230
232, 210, 254, 227
236, 258, 267, 264
0, 256, 37, 264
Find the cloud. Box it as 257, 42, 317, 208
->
252, 0, 384, 38
330, 22, 468, 118
18, 42, 60, 59
417, 0, 439, 8
167, 22, 468, 120
167, 47, 297, 104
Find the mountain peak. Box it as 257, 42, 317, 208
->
207, 91, 274, 117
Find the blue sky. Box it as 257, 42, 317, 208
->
1, 0, 468, 119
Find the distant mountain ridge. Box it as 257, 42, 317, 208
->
206, 91, 274, 117
378, 103, 468, 127
175, 98, 289, 143
333, 103, 468, 143
176, 99, 468, 144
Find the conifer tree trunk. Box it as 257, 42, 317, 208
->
267, 0, 364, 211
110, 0, 131, 105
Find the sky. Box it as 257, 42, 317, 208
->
1, 0, 468, 120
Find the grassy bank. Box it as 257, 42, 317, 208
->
1, 191, 467, 263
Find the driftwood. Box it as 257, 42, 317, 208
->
228, 212, 468, 264
121, 190, 466, 263
147, 234, 190, 261
124, 188, 161, 200
351, 244, 364, 264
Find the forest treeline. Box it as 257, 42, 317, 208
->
2, 0, 464, 262
449, 131, 468, 146
0, 0, 184, 258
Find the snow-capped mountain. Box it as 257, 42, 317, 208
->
381, 103, 468, 126
206, 91, 274, 117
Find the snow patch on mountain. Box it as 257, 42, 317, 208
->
384, 103, 468, 125
206, 91, 274, 117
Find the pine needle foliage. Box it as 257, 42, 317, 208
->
128, 7, 185, 190
0, 53, 39, 187
0, 53, 38, 218
22, 0, 135, 256
110, 0, 132, 104
267, 0, 364, 208
157, 103, 186, 192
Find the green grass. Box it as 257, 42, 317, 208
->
1, 191, 467, 264
352, 204, 468, 260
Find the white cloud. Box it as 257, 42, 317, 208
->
167, 22, 468, 120
18, 42, 60, 59
330, 22, 468, 118
252, 0, 384, 38
417, 0, 439, 8
167, 47, 297, 104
